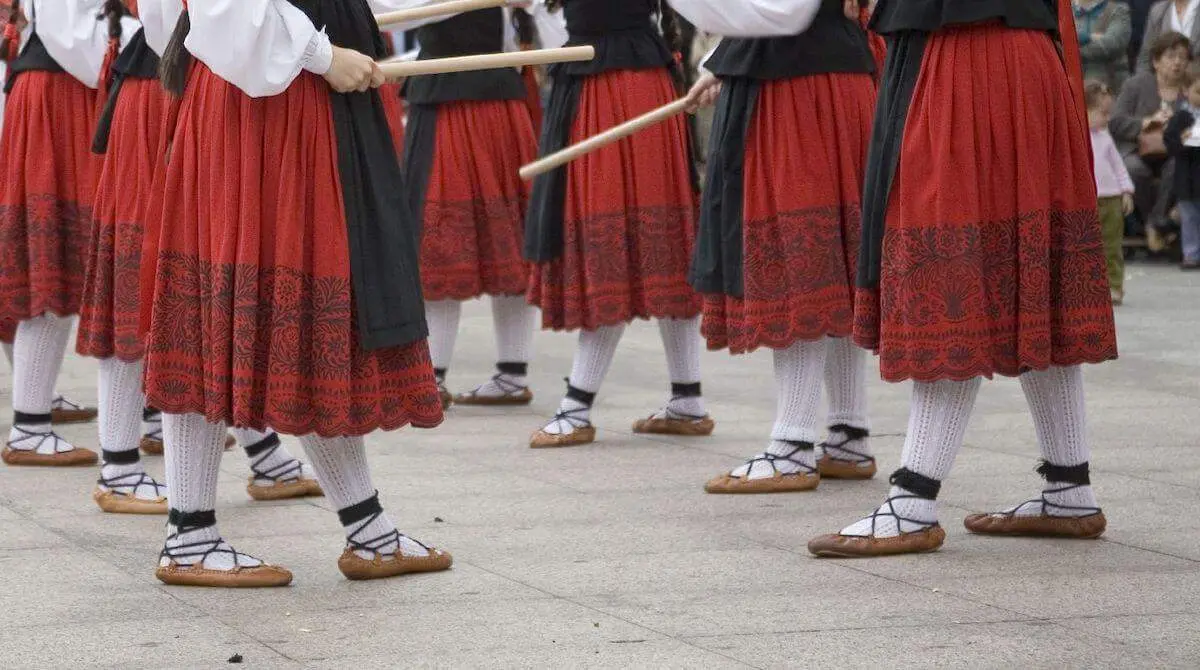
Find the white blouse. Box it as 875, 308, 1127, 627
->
140, 0, 185, 56
184, 0, 480, 98
669, 0, 822, 37
30, 0, 112, 88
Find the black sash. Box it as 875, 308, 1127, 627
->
93, 29, 160, 154
688, 78, 760, 296
285, 0, 427, 349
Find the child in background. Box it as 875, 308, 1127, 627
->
1086, 80, 1135, 304
1164, 73, 1200, 271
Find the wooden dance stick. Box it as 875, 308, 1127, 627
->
378, 46, 595, 80
518, 98, 691, 180
375, 0, 506, 28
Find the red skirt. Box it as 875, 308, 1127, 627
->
142, 64, 442, 437
527, 68, 701, 331
853, 25, 1118, 382
0, 72, 100, 322
77, 78, 168, 362
420, 99, 535, 301
702, 74, 875, 354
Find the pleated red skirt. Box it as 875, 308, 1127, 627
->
527, 68, 701, 331
420, 99, 536, 301
77, 78, 169, 361
702, 74, 875, 354
853, 24, 1118, 382
0, 72, 99, 323
142, 64, 442, 437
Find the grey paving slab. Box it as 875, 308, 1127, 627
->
0, 264, 1198, 667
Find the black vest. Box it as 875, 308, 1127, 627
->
405, 9, 525, 104
553, 0, 672, 74
5, 33, 65, 93
870, 0, 1058, 34
706, 0, 875, 79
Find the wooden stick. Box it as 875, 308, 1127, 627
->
519, 98, 691, 180
375, 0, 506, 28
378, 46, 594, 79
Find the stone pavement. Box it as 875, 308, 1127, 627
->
1, 263, 1198, 669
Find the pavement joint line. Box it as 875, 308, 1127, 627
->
460, 559, 764, 670
1095, 536, 1200, 564
677, 617, 1044, 639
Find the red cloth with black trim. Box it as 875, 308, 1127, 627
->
141, 63, 443, 437
852, 23, 1118, 382
420, 98, 536, 301
379, 81, 405, 158
0, 71, 100, 324
702, 73, 875, 354
77, 77, 168, 361
527, 68, 700, 331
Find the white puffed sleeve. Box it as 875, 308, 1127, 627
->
670, 0, 822, 37
369, 0, 465, 32
30, 0, 108, 88
139, 0, 185, 56
184, 0, 333, 98
530, 0, 566, 48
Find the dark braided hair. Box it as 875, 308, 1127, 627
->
657, 0, 682, 56
100, 0, 129, 41
511, 6, 536, 48
158, 10, 192, 97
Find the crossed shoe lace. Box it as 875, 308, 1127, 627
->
841, 493, 938, 537
732, 443, 816, 479
98, 470, 166, 499
996, 482, 1103, 518
7, 425, 73, 454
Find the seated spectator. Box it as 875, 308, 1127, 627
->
1077, 0, 1133, 91
1163, 72, 1200, 268
1112, 32, 1191, 229
1137, 0, 1200, 71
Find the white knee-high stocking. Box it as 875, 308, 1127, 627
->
161, 413, 262, 570
8, 315, 75, 452
542, 324, 625, 435
425, 300, 462, 383
842, 378, 982, 538
657, 317, 705, 417
1018, 365, 1099, 516
298, 435, 428, 558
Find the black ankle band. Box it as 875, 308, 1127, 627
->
13, 411, 51, 425
565, 381, 596, 407
434, 367, 447, 380
889, 467, 942, 500
338, 492, 383, 527
829, 423, 870, 440
671, 382, 702, 398
242, 432, 280, 458
783, 440, 815, 451
168, 508, 216, 530
497, 361, 527, 376
143, 407, 161, 421
1036, 461, 1090, 486
102, 449, 141, 465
